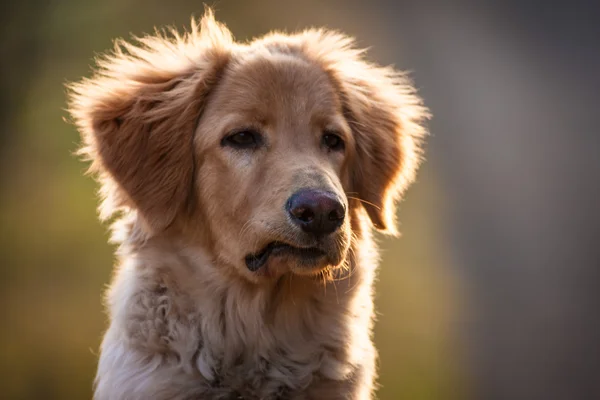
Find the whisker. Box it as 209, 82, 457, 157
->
329, 269, 340, 304
346, 196, 381, 211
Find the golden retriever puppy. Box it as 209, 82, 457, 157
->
68, 9, 428, 400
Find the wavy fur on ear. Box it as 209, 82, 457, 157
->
255, 31, 430, 234
67, 10, 232, 232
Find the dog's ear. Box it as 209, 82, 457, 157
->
300, 32, 430, 234
341, 69, 428, 235
68, 11, 231, 232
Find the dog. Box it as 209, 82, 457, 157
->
68, 9, 428, 400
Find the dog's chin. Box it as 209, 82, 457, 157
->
244, 241, 342, 278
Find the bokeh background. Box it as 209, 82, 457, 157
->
1, 0, 599, 399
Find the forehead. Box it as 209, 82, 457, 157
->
208, 52, 343, 126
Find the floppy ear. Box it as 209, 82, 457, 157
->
293, 31, 430, 234
67, 11, 231, 232
338, 66, 428, 235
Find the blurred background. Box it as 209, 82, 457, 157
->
1, 0, 599, 399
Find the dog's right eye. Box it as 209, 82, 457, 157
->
221, 130, 263, 150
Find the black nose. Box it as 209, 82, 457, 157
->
286, 189, 345, 236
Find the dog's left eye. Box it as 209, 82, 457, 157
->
222, 130, 263, 149
322, 132, 345, 152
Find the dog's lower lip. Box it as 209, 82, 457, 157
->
245, 242, 325, 271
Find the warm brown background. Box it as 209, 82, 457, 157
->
1, 1, 598, 399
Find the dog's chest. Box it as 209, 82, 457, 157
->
152, 280, 352, 400
188, 301, 344, 398
126, 261, 360, 398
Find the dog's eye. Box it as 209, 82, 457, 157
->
322, 132, 345, 152
222, 130, 262, 149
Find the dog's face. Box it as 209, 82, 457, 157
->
196, 55, 353, 279
68, 12, 428, 282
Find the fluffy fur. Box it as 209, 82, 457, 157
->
68, 9, 428, 400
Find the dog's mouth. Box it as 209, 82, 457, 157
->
245, 241, 326, 271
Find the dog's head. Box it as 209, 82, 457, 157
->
68, 10, 428, 282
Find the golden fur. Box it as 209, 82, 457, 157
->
68, 9, 428, 400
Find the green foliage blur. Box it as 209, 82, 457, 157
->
0, 1, 463, 398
